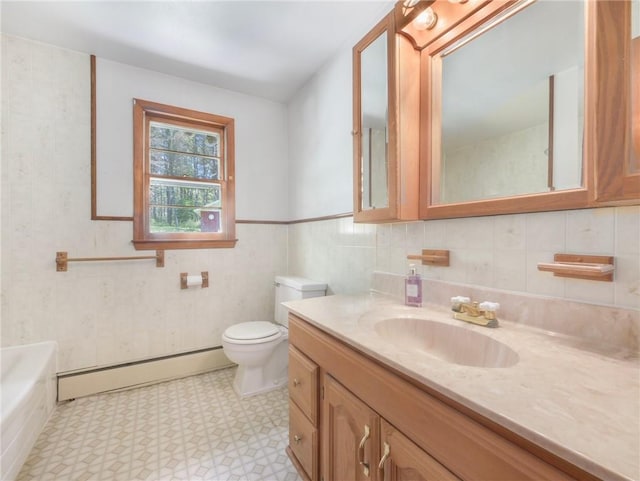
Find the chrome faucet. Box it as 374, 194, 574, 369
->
450, 296, 500, 328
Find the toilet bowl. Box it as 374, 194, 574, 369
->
222, 321, 288, 397
222, 276, 326, 398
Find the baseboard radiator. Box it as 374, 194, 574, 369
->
57, 347, 233, 401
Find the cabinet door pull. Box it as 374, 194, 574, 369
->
293, 378, 301, 387
293, 434, 302, 444
377, 442, 390, 480
357, 424, 371, 477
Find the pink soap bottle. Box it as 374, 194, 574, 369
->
405, 265, 422, 307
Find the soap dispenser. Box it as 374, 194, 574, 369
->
405, 264, 422, 307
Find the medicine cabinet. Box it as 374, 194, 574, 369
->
352, 12, 420, 223
352, 0, 638, 222
405, 0, 637, 219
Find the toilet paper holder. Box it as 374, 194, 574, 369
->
180, 272, 209, 289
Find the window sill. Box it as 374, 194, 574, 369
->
132, 239, 238, 250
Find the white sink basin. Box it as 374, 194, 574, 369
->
374, 317, 519, 368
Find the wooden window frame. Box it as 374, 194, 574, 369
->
133, 99, 236, 250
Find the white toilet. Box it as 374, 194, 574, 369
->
222, 275, 327, 398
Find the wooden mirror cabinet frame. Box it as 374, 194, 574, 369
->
592, 0, 640, 203
353, 13, 421, 223
387, 0, 638, 221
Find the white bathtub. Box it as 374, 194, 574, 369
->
1, 341, 57, 481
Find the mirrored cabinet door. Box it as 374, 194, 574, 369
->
353, 12, 420, 223
413, 0, 592, 219
392, 0, 638, 220
434, 1, 585, 205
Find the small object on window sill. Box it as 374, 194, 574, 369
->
56, 250, 164, 271
180, 272, 209, 289
537, 253, 614, 282
407, 249, 450, 266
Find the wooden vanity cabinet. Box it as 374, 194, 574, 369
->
323, 374, 459, 481
289, 346, 319, 425
287, 346, 319, 481
380, 419, 462, 481
289, 402, 317, 480
287, 314, 597, 481
323, 375, 380, 481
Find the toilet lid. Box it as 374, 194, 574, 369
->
224, 321, 280, 341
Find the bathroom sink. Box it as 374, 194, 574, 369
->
374, 317, 519, 368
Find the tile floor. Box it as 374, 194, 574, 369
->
17, 368, 302, 481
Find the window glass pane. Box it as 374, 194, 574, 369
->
149, 207, 222, 233
150, 121, 221, 181
150, 122, 219, 156
149, 178, 221, 233
150, 150, 220, 180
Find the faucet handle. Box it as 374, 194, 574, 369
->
479, 301, 500, 311
451, 296, 471, 303
479, 301, 500, 321
450, 296, 471, 312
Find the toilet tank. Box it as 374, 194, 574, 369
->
274, 276, 327, 327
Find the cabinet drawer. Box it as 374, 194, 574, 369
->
289, 400, 318, 481
289, 345, 318, 424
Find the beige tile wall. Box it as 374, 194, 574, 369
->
290, 207, 640, 310
288, 217, 376, 295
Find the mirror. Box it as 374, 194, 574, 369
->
432, 0, 585, 205
353, 12, 420, 223
360, 31, 389, 210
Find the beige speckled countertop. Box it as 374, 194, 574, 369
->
284, 292, 640, 481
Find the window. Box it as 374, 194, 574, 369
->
133, 99, 236, 249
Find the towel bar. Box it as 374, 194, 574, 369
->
56, 250, 164, 271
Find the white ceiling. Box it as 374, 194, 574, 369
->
1, 0, 394, 102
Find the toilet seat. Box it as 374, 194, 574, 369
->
223, 321, 282, 345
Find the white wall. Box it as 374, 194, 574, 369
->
287, 49, 354, 219
286, 2, 391, 220
95, 58, 289, 221
1, 35, 288, 372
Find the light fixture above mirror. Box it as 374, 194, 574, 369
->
396, 0, 435, 34
394, 0, 479, 50
413, 7, 438, 30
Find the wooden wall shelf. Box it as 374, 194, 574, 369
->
537, 254, 614, 282
407, 249, 450, 267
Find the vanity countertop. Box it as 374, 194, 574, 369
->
284, 292, 640, 481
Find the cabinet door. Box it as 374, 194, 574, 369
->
378, 420, 460, 481
353, 12, 420, 223
323, 374, 380, 481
